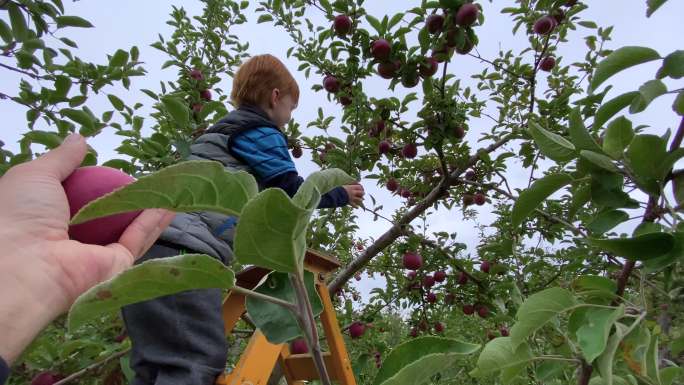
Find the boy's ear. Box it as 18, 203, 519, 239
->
270, 88, 280, 107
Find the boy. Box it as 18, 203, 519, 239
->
121, 54, 364, 385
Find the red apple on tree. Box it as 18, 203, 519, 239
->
434, 270, 447, 282
458, 271, 468, 285
333, 14, 352, 35
189, 68, 204, 80
403, 251, 423, 270
323, 75, 340, 93
533, 15, 556, 35
292, 145, 303, 158
371, 39, 392, 60
402, 142, 418, 158
378, 140, 391, 155
426, 14, 445, 34
455, 3, 479, 26
349, 322, 366, 339
480, 260, 491, 273
63, 166, 142, 246
290, 338, 309, 354
426, 291, 437, 303
474, 192, 486, 206
477, 305, 489, 318
540, 56, 556, 71
386, 178, 399, 192
434, 322, 444, 333
462, 304, 475, 315
378, 61, 399, 79
200, 89, 212, 101
31, 372, 65, 385
419, 56, 439, 78
423, 275, 436, 288
500, 327, 509, 337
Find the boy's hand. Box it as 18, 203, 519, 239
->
343, 183, 365, 208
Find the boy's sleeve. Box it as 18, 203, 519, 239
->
0, 356, 9, 385
262, 171, 349, 208
230, 127, 349, 208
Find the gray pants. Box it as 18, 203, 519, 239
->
121, 243, 227, 385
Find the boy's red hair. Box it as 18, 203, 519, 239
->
231, 54, 300, 107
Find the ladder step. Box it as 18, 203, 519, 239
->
283, 352, 337, 381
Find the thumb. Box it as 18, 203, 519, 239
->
29, 133, 88, 181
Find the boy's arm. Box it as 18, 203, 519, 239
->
230, 128, 350, 208
262, 171, 349, 208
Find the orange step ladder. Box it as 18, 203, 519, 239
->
215, 250, 357, 385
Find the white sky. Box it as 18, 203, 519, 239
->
2, 1, 683, 299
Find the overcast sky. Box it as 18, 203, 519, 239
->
2, 1, 683, 299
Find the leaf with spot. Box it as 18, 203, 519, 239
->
71, 160, 258, 224
68, 254, 235, 331
374, 337, 480, 385
575, 305, 625, 363
510, 287, 576, 348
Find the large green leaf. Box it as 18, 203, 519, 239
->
576, 305, 625, 363
569, 109, 602, 152
597, 323, 629, 385
71, 161, 258, 224
234, 188, 311, 274
660, 367, 683, 385
528, 122, 576, 162
625, 134, 668, 195
0, 20, 12, 44
646, 334, 661, 385
630, 80, 667, 113
643, 231, 684, 272
647, 0, 670, 17
374, 337, 480, 385
68, 254, 234, 331
572, 275, 618, 303
245, 271, 322, 344
590, 46, 661, 92
473, 337, 533, 384
580, 150, 620, 173
60, 108, 95, 133
659, 50, 684, 79
590, 171, 640, 209
162, 96, 190, 126
7, 2, 28, 42
586, 209, 629, 234
674, 91, 684, 115
595, 92, 639, 130
603, 116, 634, 159
293, 168, 356, 210
510, 288, 576, 348
56, 15, 94, 28
588, 233, 675, 261
511, 174, 573, 228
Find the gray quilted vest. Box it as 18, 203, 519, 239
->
157, 105, 280, 264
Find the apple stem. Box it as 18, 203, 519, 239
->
290, 273, 333, 385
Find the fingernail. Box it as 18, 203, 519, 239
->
63, 133, 83, 145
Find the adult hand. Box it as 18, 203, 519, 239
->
0, 133, 175, 364
342, 183, 365, 208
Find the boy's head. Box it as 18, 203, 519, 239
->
231, 54, 299, 128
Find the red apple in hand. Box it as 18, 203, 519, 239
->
63, 166, 141, 246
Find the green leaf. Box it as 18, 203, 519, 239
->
257, 14, 273, 23
109, 49, 129, 67
572, 275, 618, 300
597, 323, 628, 385
661, 367, 682, 385
8, 2, 28, 42
245, 271, 322, 344
234, 188, 311, 274
374, 337, 480, 385
595, 91, 640, 129
580, 150, 620, 173
366, 15, 383, 34
162, 96, 189, 126
659, 50, 684, 79
24, 130, 63, 149
0, 20, 13, 43
53, 75, 72, 101
71, 161, 258, 224
590, 171, 639, 209
586, 209, 629, 234
630, 80, 668, 113
590, 46, 661, 92
293, 168, 355, 210
588, 232, 675, 261
510, 288, 576, 348
625, 134, 667, 195
646, 334, 661, 385
68, 254, 234, 331
55, 15, 94, 28
511, 173, 573, 228
107, 94, 125, 111
569, 108, 602, 152
576, 305, 625, 362
60, 108, 95, 133
473, 337, 532, 382
528, 122, 576, 162
647, 0, 670, 17
673, 91, 684, 116
603, 116, 633, 159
